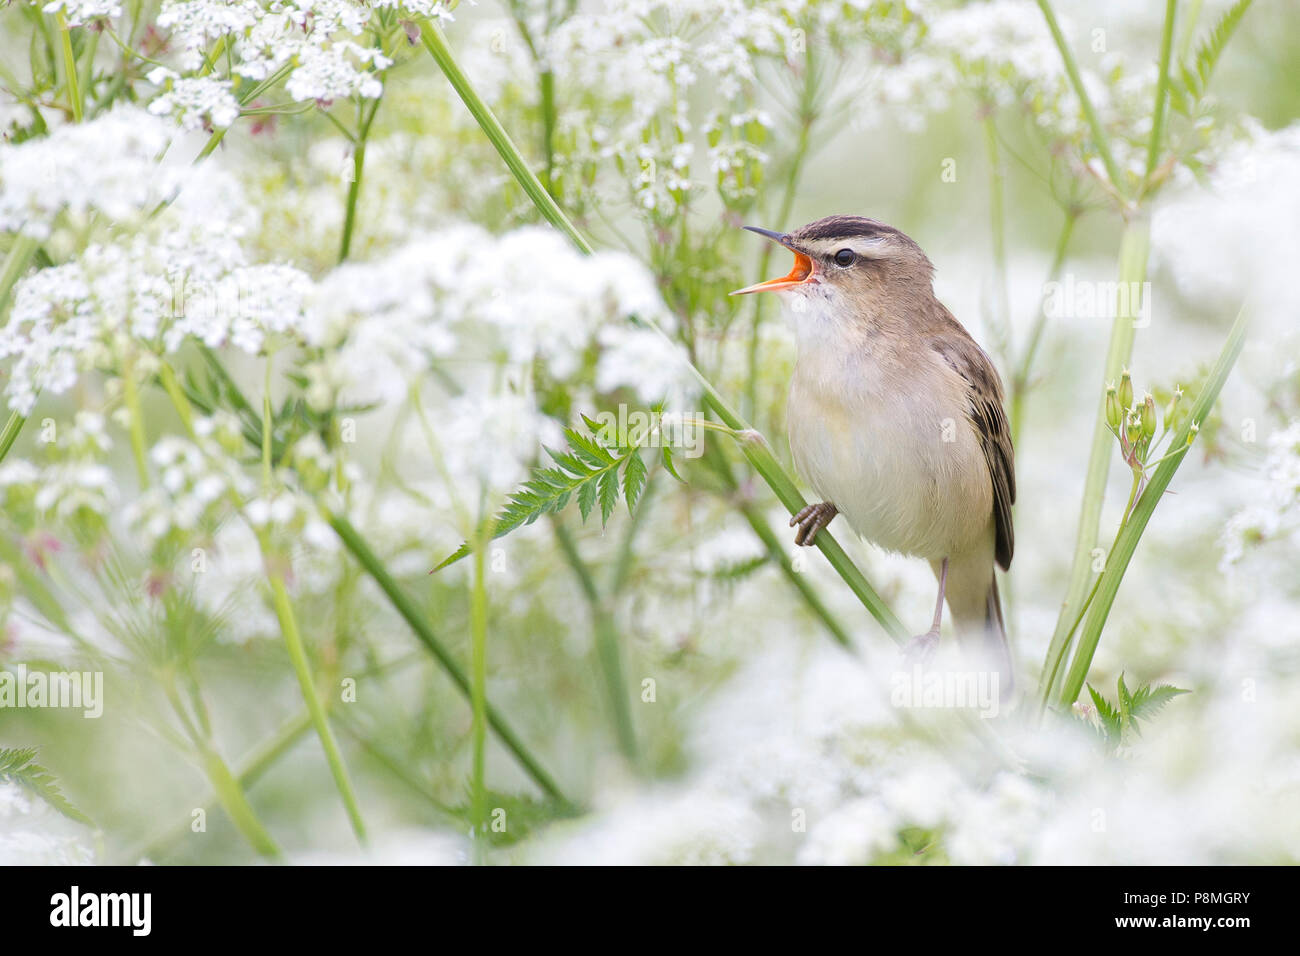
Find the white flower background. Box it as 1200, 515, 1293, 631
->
0, 0, 1298, 864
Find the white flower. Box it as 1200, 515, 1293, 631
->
41, 0, 121, 26
0, 106, 182, 239
148, 71, 241, 131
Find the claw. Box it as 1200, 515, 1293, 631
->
790, 501, 837, 546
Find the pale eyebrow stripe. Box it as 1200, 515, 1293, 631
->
803, 236, 893, 259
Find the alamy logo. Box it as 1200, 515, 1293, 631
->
50, 887, 151, 936
0, 665, 103, 718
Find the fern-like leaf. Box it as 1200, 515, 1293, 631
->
1127, 683, 1190, 734
1169, 0, 1252, 112
432, 425, 653, 572
0, 747, 93, 825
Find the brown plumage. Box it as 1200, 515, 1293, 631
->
734, 215, 1017, 692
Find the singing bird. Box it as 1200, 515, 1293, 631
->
733, 215, 1016, 686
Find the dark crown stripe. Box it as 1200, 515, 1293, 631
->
793, 215, 901, 242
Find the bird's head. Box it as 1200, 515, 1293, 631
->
731, 215, 935, 319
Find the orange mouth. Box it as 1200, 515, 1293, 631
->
730, 249, 814, 295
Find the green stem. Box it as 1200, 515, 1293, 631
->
539, 68, 557, 191
1057, 305, 1249, 708
56, 12, 83, 123
421, 20, 905, 644
1035, 468, 1139, 720
339, 97, 381, 263
268, 571, 368, 843
1037, 216, 1150, 700
1010, 207, 1079, 448
699, 442, 855, 648
121, 353, 150, 488
553, 520, 639, 762
468, 518, 489, 864
1035, 0, 1125, 196
0, 235, 39, 317
199, 744, 282, 859
0, 411, 25, 465
1144, 0, 1178, 186
419, 19, 593, 254
323, 507, 572, 806
1177, 0, 1205, 61
261, 356, 273, 490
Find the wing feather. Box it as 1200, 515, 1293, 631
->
930, 322, 1016, 570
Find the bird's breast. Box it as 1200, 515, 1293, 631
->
787, 336, 992, 560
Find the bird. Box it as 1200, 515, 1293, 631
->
732, 215, 1016, 690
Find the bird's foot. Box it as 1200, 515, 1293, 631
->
903, 629, 940, 666
790, 502, 838, 546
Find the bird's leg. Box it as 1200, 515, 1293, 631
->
904, 557, 948, 663
790, 502, 838, 546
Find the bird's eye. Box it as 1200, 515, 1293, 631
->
834, 248, 855, 267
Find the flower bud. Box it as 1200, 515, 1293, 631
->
1125, 411, 1143, 447
1118, 368, 1134, 413
1140, 393, 1157, 441
1105, 383, 1121, 430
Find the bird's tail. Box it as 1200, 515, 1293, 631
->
944, 558, 1015, 702
983, 575, 1014, 697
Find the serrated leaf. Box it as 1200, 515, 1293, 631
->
1086, 684, 1122, 745
622, 450, 647, 514
1127, 683, 1190, 729
661, 444, 685, 482
0, 747, 93, 825
597, 466, 620, 527
577, 477, 597, 522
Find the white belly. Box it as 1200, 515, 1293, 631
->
787, 344, 991, 560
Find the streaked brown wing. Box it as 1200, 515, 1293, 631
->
930, 323, 1016, 570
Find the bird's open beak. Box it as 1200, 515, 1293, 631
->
730, 226, 814, 295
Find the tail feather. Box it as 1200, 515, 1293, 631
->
984, 575, 1014, 696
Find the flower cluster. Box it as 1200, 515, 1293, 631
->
0, 220, 311, 414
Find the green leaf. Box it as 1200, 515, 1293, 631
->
1086, 684, 1122, 746
1175, 0, 1253, 103
0, 747, 93, 825
432, 419, 660, 570
577, 476, 597, 522
622, 450, 647, 514
597, 466, 619, 527
1127, 682, 1190, 731
661, 444, 685, 482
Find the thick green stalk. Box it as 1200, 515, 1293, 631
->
1037, 217, 1150, 700
1057, 305, 1249, 707
553, 520, 639, 761
1144, 0, 1178, 183
699, 442, 855, 648
700, 394, 908, 644
468, 521, 489, 864
1035, 0, 1124, 195
420, 21, 592, 254
269, 571, 368, 843
323, 507, 572, 806
421, 20, 906, 644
